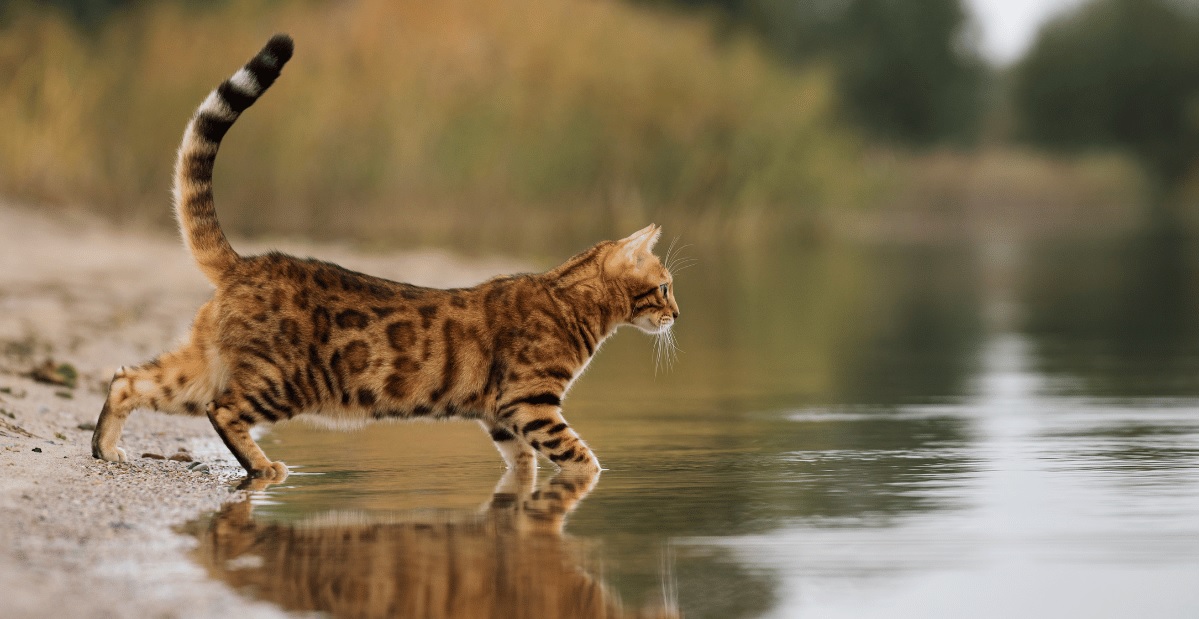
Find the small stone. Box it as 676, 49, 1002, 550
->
141, 453, 165, 460
168, 453, 194, 462
188, 462, 210, 473
31, 447, 42, 453
77, 422, 96, 431
29, 360, 77, 389
55, 432, 67, 441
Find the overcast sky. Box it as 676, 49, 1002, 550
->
965, 0, 1089, 64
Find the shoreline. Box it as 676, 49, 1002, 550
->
0, 202, 526, 617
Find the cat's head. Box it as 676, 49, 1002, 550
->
605, 224, 679, 335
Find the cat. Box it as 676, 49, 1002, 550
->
90, 34, 680, 480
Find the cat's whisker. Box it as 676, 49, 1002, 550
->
665, 244, 693, 272
651, 325, 679, 375
667, 244, 691, 272
668, 255, 696, 269
663, 236, 681, 269
653, 331, 664, 375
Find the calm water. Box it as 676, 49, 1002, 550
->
189, 234, 1199, 618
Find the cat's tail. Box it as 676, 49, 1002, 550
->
173, 34, 294, 285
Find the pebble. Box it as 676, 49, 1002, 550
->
168, 453, 194, 463
142, 453, 165, 460
77, 422, 96, 431
31, 447, 42, 453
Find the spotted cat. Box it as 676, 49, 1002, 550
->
90, 34, 680, 480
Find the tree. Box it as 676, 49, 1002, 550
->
640, 0, 987, 145
1014, 0, 1199, 197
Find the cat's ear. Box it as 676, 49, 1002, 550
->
640, 224, 662, 254
617, 224, 662, 263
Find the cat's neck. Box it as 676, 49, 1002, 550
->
542, 274, 624, 359
541, 243, 630, 359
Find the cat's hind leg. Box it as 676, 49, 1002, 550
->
92, 342, 220, 462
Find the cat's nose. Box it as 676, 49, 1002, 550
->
672, 310, 679, 319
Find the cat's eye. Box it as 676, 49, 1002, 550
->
659, 283, 669, 296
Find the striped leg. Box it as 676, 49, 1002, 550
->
92, 343, 214, 463
480, 420, 536, 471
501, 407, 601, 474
206, 395, 288, 480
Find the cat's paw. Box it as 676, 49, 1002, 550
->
250, 460, 289, 481
93, 445, 128, 463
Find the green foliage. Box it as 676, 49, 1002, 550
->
640, 0, 987, 145
1014, 0, 1199, 188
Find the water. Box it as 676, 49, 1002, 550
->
189, 234, 1199, 618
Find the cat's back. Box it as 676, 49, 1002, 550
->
206, 252, 536, 378
210, 252, 435, 348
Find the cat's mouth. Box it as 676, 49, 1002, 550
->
633, 315, 674, 334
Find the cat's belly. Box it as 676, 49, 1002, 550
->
289, 402, 483, 431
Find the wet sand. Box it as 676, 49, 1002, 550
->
0, 203, 525, 618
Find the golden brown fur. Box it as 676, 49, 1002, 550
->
91, 34, 680, 479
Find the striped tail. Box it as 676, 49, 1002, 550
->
173, 34, 294, 285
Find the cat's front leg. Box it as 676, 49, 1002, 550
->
206, 396, 289, 481
499, 407, 601, 475
480, 420, 536, 472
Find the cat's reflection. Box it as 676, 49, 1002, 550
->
192, 469, 679, 619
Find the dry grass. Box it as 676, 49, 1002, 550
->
0, 0, 863, 252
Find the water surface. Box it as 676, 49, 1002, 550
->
191, 234, 1199, 618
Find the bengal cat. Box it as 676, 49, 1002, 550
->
90, 34, 680, 480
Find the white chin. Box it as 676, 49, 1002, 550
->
636, 321, 671, 335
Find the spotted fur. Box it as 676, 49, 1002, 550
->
91, 34, 681, 480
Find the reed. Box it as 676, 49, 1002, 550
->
0, 0, 862, 253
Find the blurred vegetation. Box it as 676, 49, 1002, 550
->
1013, 0, 1199, 212
0, 0, 864, 252
863, 148, 1147, 242
3, 0, 1188, 248
640, 0, 987, 145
